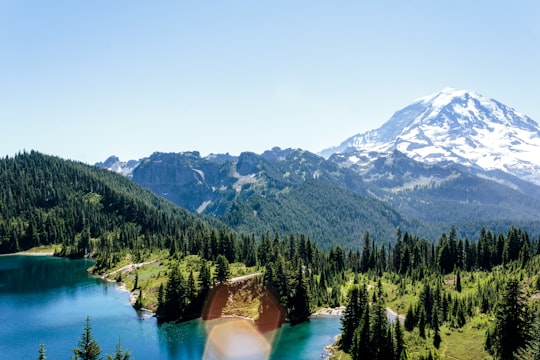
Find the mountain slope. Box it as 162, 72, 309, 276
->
321, 88, 540, 186
127, 148, 367, 217
0, 151, 222, 257
332, 150, 540, 237
221, 179, 425, 249
99, 149, 419, 248
97, 145, 540, 246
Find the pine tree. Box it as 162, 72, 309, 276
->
351, 303, 372, 360
361, 231, 372, 272
37, 341, 46, 360
516, 310, 540, 360
199, 259, 212, 299
455, 269, 462, 293
156, 283, 165, 317
163, 265, 186, 320
72, 317, 102, 360
289, 264, 311, 324
134, 289, 143, 310
215, 254, 230, 284
186, 271, 197, 303
132, 272, 139, 292
486, 278, 530, 359
418, 307, 426, 339
106, 339, 131, 360
404, 305, 416, 332
432, 306, 441, 349
393, 321, 407, 360
340, 285, 367, 352
370, 300, 393, 359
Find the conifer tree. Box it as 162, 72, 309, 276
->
215, 254, 230, 284
340, 285, 367, 352
289, 265, 311, 324
134, 289, 143, 310
162, 265, 186, 320
72, 317, 102, 360
156, 283, 165, 317
106, 339, 131, 360
371, 300, 392, 359
199, 259, 212, 299
418, 307, 426, 339
432, 306, 441, 349
351, 305, 372, 360
516, 310, 540, 360
404, 305, 416, 332
486, 278, 530, 359
455, 269, 462, 293
393, 321, 407, 360
37, 341, 46, 360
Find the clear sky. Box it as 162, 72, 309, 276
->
1, 1, 539, 164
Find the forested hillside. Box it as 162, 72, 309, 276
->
100, 148, 540, 249
0, 151, 349, 323
0, 151, 225, 261
222, 179, 427, 249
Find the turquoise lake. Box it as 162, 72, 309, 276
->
0, 255, 341, 359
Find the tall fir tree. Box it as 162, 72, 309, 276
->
289, 264, 311, 324
72, 317, 102, 360
516, 310, 540, 360
393, 321, 407, 360
215, 254, 230, 284
340, 285, 367, 352
37, 341, 46, 360
486, 279, 530, 359
351, 304, 372, 360
105, 339, 131, 360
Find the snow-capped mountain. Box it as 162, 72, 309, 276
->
95, 155, 140, 177
321, 88, 540, 186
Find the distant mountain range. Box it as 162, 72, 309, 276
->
96, 89, 540, 247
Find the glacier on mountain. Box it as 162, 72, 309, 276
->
321, 88, 540, 185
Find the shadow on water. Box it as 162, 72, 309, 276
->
0, 255, 95, 294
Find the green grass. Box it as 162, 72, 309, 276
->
24, 245, 62, 254
102, 252, 259, 313
439, 316, 492, 360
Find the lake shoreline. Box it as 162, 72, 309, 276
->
0, 250, 55, 257
311, 306, 345, 318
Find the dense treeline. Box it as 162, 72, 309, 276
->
348, 225, 540, 276
340, 282, 407, 360
155, 232, 350, 323
336, 226, 540, 359
0, 152, 232, 262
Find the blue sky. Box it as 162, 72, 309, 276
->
1, 1, 539, 164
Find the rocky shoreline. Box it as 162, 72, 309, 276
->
311, 306, 345, 317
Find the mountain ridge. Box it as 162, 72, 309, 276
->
94, 88, 540, 245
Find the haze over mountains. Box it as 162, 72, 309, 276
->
97, 89, 540, 247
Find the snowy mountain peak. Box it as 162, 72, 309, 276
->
95, 156, 140, 177
321, 89, 540, 185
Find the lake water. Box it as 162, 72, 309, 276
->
0, 255, 341, 359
